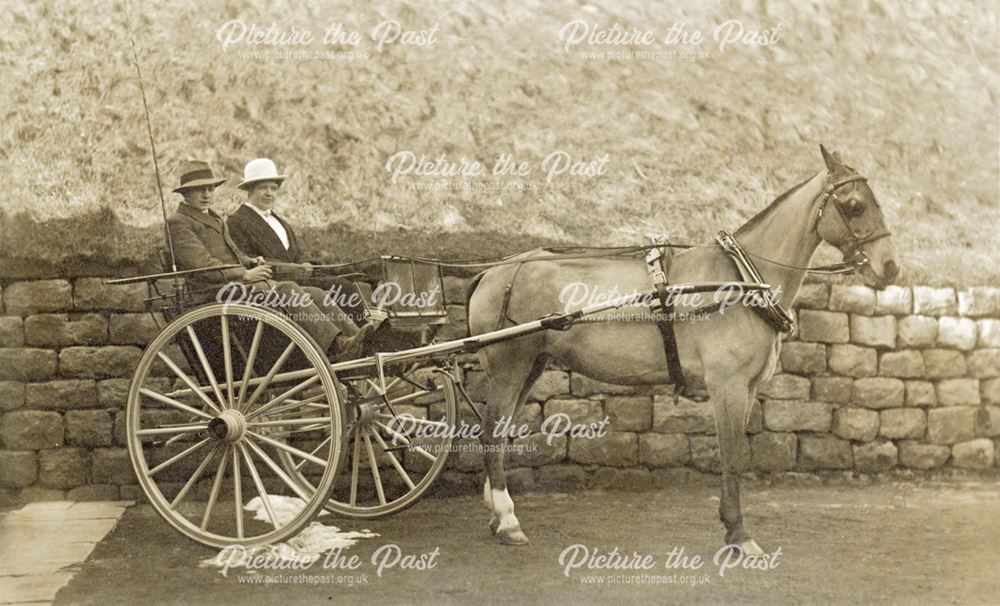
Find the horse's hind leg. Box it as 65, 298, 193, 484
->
479, 344, 545, 546
707, 372, 765, 557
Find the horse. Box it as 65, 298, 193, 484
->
466, 146, 899, 555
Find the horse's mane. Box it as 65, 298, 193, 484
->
735, 172, 819, 236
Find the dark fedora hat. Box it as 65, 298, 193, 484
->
173, 160, 226, 193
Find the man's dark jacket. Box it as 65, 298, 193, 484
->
226, 204, 302, 263
166, 203, 249, 284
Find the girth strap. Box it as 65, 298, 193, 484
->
645, 236, 686, 399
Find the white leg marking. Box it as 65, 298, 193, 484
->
491, 488, 519, 532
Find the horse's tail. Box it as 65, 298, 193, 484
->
464, 270, 488, 336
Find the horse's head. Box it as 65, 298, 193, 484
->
814, 145, 899, 290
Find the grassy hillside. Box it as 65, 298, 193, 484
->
0, 0, 997, 284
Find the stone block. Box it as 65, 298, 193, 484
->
927, 407, 977, 444
18, 487, 67, 502
91, 448, 134, 485
936, 379, 981, 406
757, 374, 811, 400
811, 377, 852, 403
976, 406, 1000, 438
64, 410, 113, 447
652, 396, 714, 434
879, 351, 924, 378
0, 381, 26, 412
0, 348, 58, 381
828, 345, 877, 377
921, 349, 967, 379
544, 399, 603, 425
967, 350, 1000, 379
876, 286, 912, 315
37, 448, 89, 489
795, 283, 829, 309
24, 313, 107, 347
878, 408, 926, 439
751, 432, 796, 472
442, 276, 468, 304
510, 434, 566, 467
983, 378, 1000, 405
73, 278, 147, 312
604, 396, 652, 431
832, 407, 879, 442
763, 400, 832, 432
951, 439, 995, 469
0, 316, 24, 347
957, 287, 1000, 318
850, 315, 896, 348
588, 467, 652, 491
505, 468, 536, 493
67, 484, 121, 501
108, 313, 161, 346
534, 465, 588, 492
514, 402, 543, 433
898, 441, 950, 469
747, 398, 763, 433
853, 440, 898, 473
529, 370, 570, 401
0, 451, 37, 487
913, 287, 957, 316
779, 342, 826, 374
798, 310, 849, 343
689, 436, 721, 474
978, 320, 1000, 348
896, 316, 938, 348
568, 431, 637, 467
58, 346, 142, 379
936, 317, 977, 351
638, 433, 689, 467
905, 381, 936, 407
3, 280, 73, 314
798, 435, 852, 470
852, 378, 904, 409
569, 373, 637, 396
829, 285, 877, 314
0, 411, 63, 449
25, 380, 98, 410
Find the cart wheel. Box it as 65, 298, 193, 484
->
278, 359, 458, 518
126, 303, 344, 548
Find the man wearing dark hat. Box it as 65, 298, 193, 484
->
167, 160, 374, 359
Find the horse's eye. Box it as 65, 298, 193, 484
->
844, 199, 865, 217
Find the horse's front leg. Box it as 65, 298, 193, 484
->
707, 373, 764, 556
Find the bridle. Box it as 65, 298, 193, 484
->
814, 171, 893, 273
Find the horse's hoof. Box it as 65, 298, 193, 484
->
738, 539, 764, 557
488, 518, 500, 536
496, 527, 530, 546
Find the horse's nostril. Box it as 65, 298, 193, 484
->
884, 260, 899, 282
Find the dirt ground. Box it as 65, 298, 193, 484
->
55, 477, 1000, 605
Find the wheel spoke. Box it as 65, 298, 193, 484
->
294, 436, 332, 472
238, 442, 278, 529
256, 392, 328, 419
241, 342, 297, 413
156, 352, 223, 415
248, 417, 332, 428
349, 428, 360, 506
169, 445, 219, 509
246, 430, 328, 467
136, 423, 209, 436
201, 445, 230, 530
375, 420, 437, 463
232, 447, 243, 540
221, 316, 235, 409
185, 326, 227, 411
246, 375, 321, 421
236, 320, 265, 409
244, 440, 313, 502
371, 430, 415, 490
376, 413, 450, 430
140, 388, 214, 421
363, 432, 386, 506
148, 437, 211, 477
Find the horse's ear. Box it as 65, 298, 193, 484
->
820, 144, 841, 172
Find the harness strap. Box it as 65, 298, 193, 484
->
716, 231, 795, 333
496, 262, 525, 331
645, 237, 686, 400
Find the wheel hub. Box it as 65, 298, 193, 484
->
208, 409, 247, 443
356, 402, 379, 426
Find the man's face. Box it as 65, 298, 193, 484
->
182, 185, 216, 211
247, 181, 280, 211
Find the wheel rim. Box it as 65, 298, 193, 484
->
278, 360, 458, 518
126, 303, 343, 548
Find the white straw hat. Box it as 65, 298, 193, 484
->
237, 158, 288, 190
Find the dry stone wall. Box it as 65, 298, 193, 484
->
0, 277, 998, 503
